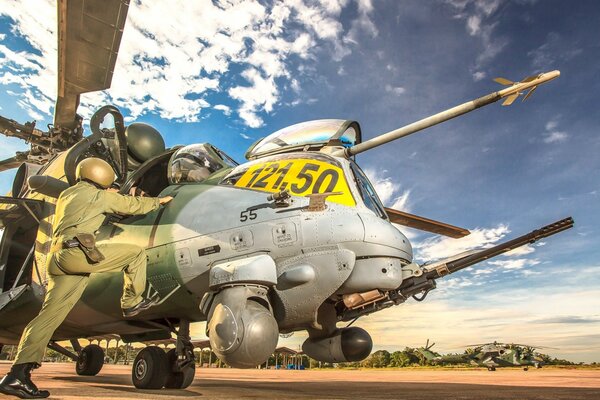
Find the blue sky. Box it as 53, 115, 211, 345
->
1, 0, 599, 362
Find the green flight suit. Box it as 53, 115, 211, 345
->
14, 181, 160, 365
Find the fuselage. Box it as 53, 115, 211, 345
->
0, 148, 412, 343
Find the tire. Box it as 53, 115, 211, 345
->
524, 367, 529, 371
132, 347, 169, 389
165, 348, 195, 389
76, 345, 104, 376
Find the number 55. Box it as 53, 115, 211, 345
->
240, 209, 258, 222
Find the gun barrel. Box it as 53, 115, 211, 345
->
336, 70, 560, 157
425, 216, 574, 279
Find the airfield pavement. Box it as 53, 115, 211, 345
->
1, 362, 599, 399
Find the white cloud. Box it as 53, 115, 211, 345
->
471, 267, 493, 275
466, 15, 481, 35
544, 131, 568, 143
214, 104, 232, 116
472, 71, 486, 81
414, 224, 509, 262
363, 168, 411, 211
447, 0, 506, 69
0, 0, 376, 128
488, 258, 540, 270
545, 120, 559, 131
346, 0, 378, 44
528, 32, 583, 70
505, 244, 535, 256
240, 133, 252, 140
385, 84, 406, 96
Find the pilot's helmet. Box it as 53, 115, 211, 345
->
75, 157, 115, 189
168, 144, 223, 184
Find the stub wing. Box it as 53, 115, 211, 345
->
385, 207, 470, 238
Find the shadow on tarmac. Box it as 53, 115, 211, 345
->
50, 374, 600, 400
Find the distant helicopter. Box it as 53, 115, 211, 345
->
0, 0, 572, 391
416, 340, 549, 371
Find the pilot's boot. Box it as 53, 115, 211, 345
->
0, 363, 50, 399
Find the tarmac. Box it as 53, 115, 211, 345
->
1, 362, 599, 399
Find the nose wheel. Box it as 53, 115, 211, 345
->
76, 344, 105, 376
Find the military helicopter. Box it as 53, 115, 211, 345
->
416, 340, 548, 371
0, 0, 573, 391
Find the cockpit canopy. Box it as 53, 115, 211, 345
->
245, 119, 362, 160
168, 144, 237, 184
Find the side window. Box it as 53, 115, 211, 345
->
350, 162, 387, 219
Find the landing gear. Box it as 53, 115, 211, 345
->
131, 320, 196, 390
48, 340, 104, 376
165, 319, 195, 389
132, 347, 168, 389
487, 366, 496, 371
76, 345, 105, 376
165, 349, 195, 389
523, 367, 529, 371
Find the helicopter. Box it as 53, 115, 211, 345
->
0, 0, 573, 391
416, 340, 549, 371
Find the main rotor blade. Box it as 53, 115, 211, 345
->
0, 156, 24, 172
385, 208, 470, 238
55, 0, 130, 129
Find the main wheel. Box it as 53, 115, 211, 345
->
524, 367, 529, 371
76, 344, 104, 376
164, 349, 195, 389
132, 347, 168, 389
487, 366, 496, 371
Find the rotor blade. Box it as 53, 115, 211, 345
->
385, 207, 470, 238
522, 85, 538, 102
493, 77, 514, 86
502, 93, 519, 106
55, 0, 130, 129
0, 156, 24, 172
510, 343, 558, 350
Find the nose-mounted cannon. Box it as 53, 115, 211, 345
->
338, 217, 574, 322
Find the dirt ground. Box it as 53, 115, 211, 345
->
1, 362, 599, 400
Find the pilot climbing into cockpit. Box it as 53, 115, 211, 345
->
0, 157, 173, 399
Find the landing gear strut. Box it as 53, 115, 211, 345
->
47, 340, 105, 376
166, 320, 195, 389
131, 320, 196, 390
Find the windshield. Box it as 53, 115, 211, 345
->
168, 144, 237, 184
246, 119, 360, 159
350, 161, 387, 219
